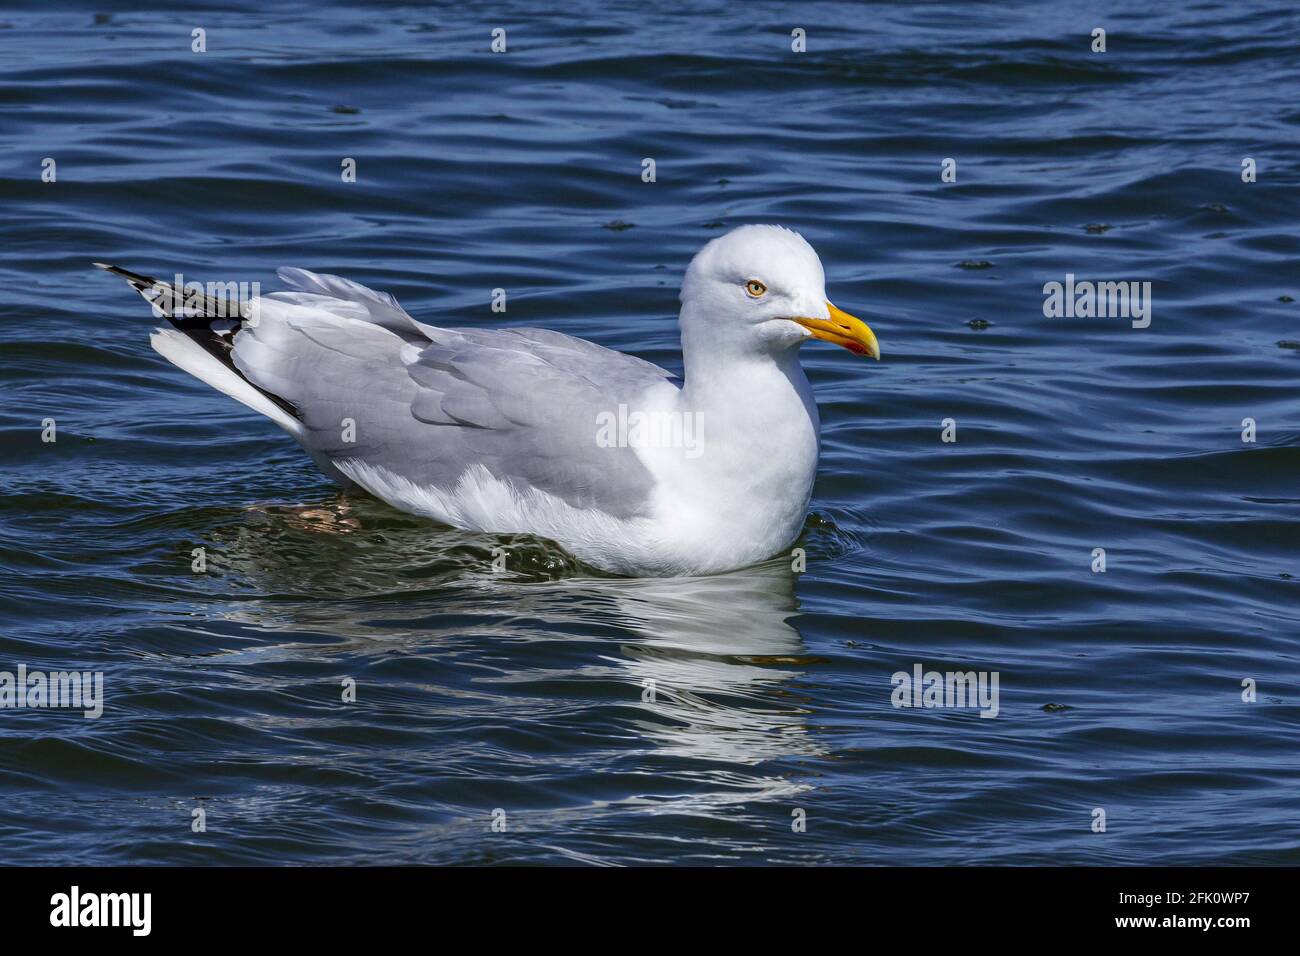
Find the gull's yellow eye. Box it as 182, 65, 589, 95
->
745, 279, 767, 298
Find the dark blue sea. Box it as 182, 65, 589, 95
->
0, 1, 1297, 865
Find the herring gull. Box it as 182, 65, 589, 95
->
97, 225, 879, 576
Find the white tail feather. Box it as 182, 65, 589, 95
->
150, 328, 301, 434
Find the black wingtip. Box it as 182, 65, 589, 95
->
93, 262, 158, 286
97, 260, 302, 420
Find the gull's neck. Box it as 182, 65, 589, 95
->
678, 339, 815, 424
675, 305, 818, 429
642, 303, 822, 571
672, 302, 821, 490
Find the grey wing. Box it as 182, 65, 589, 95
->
231, 275, 674, 519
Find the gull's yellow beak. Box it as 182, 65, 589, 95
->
793, 303, 880, 360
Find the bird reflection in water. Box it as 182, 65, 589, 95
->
200, 496, 831, 809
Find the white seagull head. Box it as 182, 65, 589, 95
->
678, 224, 880, 361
